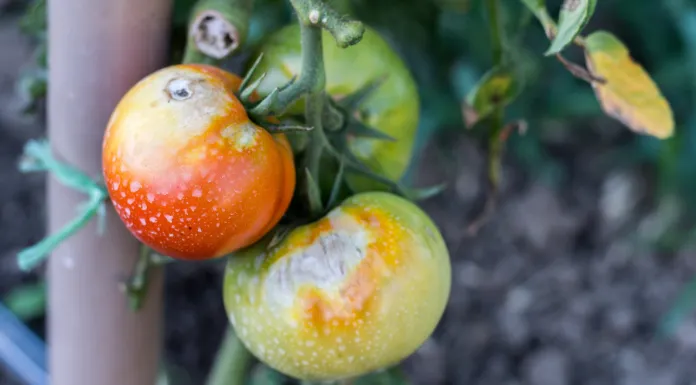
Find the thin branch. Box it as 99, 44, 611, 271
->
468, 0, 506, 235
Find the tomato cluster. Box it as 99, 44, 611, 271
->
101, 20, 450, 383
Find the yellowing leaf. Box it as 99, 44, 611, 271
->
464, 65, 521, 127
584, 31, 674, 139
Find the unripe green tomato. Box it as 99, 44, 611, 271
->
223, 192, 451, 381
248, 23, 420, 193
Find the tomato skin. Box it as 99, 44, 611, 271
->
102, 64, 295, 261
223, 191, 451, 381
249, 23, 420, 193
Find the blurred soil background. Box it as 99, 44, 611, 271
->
3, 0, 696, 384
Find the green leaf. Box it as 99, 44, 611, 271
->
545, 0, 597, 55
19, 0, 47, 39
3, 281, 46, 321
583, 30, 674, 139
519, 0, 549, 21
520, 0, 545, 12
464, 65, 522, 127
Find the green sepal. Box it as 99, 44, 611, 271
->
304, 168, 324, 216
249, 86, 280, 116
326, 157, 346, 210
345, 118, 397, 141
261, 122, 314, 134
239, 52, 265, 93
239, 73, 266, 103
338, 75, 389, 112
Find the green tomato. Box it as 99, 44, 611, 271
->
223, 191, 451, 381
248, 23, 420, 193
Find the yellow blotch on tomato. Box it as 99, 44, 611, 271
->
223, 192, 451, 381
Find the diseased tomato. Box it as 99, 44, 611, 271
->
102, 63, 296, 261
223, 191, 451, 381
248, 23, 420, 193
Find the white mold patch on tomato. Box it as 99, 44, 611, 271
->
263, 213, 371, 310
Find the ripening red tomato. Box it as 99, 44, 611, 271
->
102, 63, 295, 261
223, 191, 451, 381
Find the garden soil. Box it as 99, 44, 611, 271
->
2, 8, 696, 385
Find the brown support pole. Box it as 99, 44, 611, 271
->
47, 1, 172, 384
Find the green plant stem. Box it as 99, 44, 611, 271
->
182, 0, 254, 64
468, 0, 506, 235
205, 327, 252, 385
300, 23, 327, 188
250, 0, 363, 118
486, 0, 503, 64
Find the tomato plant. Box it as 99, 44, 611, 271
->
223, 191, 451, 382
248, 22, 420, 194
19, 0, 677, 384
102, 63, 296, 261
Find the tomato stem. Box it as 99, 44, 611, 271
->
182, 0, 254, 64
205, 327, 252, 385
301, 23, 327, 217
249, 0, 364, 118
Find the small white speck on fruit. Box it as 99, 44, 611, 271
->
130, 181, 141, 192
112, 182, 119, 191
192, 188, 202, 197
177, 192, 184, 200
147, 193, 155, 202
141, 203, 147, 210
165, 215, 173, 223
140, 218, 146, 225
309, 9, 320, 24
127, 198, 134, 205
125, 208, 131, 216
149, 217, 157, 223
166, 77, 194, 101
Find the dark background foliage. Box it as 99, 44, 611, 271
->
2, 0, 696, 384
